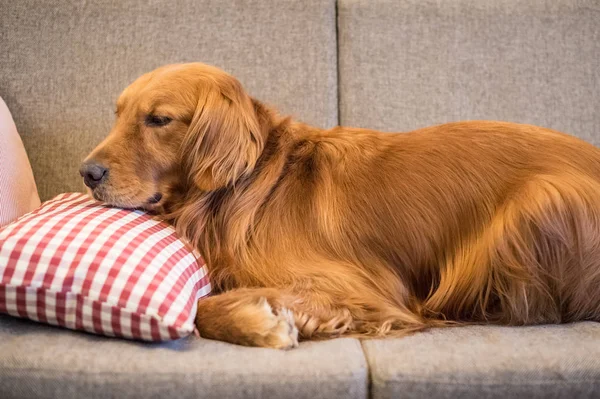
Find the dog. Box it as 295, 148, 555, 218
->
81, 63, 600, 349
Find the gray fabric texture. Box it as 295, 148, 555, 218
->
338, 0, 600, 143
0, 315, 368, 399
363, 323, 600, 399
0, 0, 338, 201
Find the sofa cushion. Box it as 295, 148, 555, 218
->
0, 193, 210, 341
338, 0, 600, 144
0, 314, 368, 399
0, 0, 338, 201
0, 96, 40, 226
363, 323, 600, 399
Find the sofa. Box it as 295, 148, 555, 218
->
1, 0, 599, 398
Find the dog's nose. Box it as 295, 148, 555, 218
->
79, 162, 108, 189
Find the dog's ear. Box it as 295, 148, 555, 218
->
182, 77, 264, 191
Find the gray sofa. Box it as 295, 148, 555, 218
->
1, 1, 599, 398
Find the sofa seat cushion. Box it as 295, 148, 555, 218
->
363, 323, 600, 399
0, 314, 368, 399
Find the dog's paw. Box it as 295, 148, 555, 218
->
195, 289, 300, 349
252, 297, 299, 350
296, 308, 353, 338
318, 308, 353, 335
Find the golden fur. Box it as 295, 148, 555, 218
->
83, 63, 600, 348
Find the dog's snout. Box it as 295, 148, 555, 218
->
79, 161, 108, 189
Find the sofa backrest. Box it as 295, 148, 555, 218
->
0, 0, 338, 200
2, 0, 599, 201
338, 0, 600, 142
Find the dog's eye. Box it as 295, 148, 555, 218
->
145, 115, 172, 127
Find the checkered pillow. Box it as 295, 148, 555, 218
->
0, 193, 211, 341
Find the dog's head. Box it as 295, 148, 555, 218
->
80, 63, 266, 210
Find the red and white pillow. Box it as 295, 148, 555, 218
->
0, 193, 211, 341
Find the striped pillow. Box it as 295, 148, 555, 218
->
0, 193, 211, 341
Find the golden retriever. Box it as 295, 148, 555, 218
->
81, 63, 600, 349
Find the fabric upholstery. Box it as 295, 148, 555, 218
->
363, 323, 600, 399
0, 314, 368, 399
0, 0, 338, 201
0, 97, 40, 226
338, 0, 600, 144
0, 193, 210, 341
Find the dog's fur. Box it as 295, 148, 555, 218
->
83, 63, 600, 348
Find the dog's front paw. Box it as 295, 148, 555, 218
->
250, 297, 299, 350
295, 307, 353, 338
195, 290, 299, 350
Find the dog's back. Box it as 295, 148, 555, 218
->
225, 119, 600, 330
